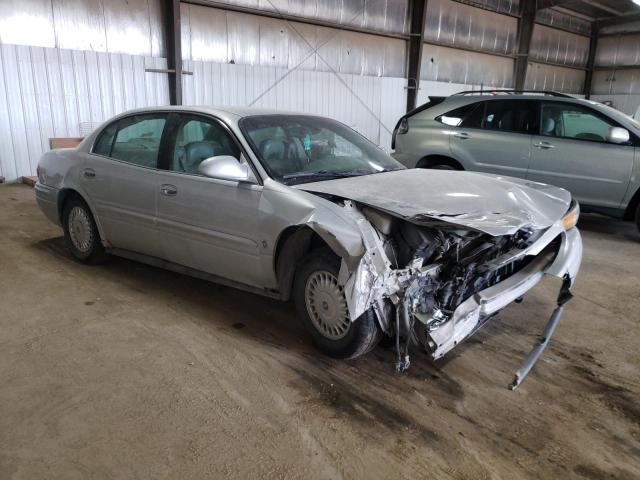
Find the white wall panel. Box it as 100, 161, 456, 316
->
0, 45, 169, 181
0, 0, 165, 57
182, 60, 406, 150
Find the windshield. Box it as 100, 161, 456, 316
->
239, 115, 404, 185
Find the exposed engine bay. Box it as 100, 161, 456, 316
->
329, 199, 572, 384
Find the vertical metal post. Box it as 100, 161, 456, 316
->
514, 2, 536, 91
406, 0, 428, 112
164, 0, 182, 105
584, 23, 599, 99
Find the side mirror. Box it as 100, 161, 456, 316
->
607, 126, 630, 144
198, 155, 257, 183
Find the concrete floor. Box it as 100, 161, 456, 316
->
0, 183, 639, 479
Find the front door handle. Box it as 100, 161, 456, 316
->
82, 168, 96, 179
533, 141, 555, 149
454, 132, 471, 139
160, 184, 178, 196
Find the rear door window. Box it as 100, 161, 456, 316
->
109, 114, 167, 168
481, 100, 538, 134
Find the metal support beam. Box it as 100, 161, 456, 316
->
406, 0, 428, 112
514, 2, 536, 91
584, 23, 598, 99
163, 0, 182, 105
598, 12, 640, 29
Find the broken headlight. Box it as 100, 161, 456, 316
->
562, 200, 580, 230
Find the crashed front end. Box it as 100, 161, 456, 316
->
335, 199, 582, 388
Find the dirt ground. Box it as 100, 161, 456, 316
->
0, 183, 639, 479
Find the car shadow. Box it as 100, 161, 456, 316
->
577, 213, 639, 242
32, 236, 537, 392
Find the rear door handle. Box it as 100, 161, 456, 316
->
533, 141, 555, 149
82, 168, 96, 179
160, 184, 178, 196
454, 132, 471, 139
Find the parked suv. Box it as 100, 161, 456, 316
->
392, 90, 640, 232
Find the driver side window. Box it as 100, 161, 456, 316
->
170, 115, 240, 174
541, 103, 616, 143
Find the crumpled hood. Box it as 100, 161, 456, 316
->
294, 169, 572, 236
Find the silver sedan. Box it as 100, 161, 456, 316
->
35, 106, 582, 387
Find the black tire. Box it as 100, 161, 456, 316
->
294, 249, 381, 359
636, 203, 640, 233
430, 164, 456, 170
62, 195, 107, 264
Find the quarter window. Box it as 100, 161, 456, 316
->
436, 103, 479, 127
169, 115, 240, 174
107, 115, 167, 168
541, 103, 618, 143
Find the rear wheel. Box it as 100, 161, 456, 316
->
294, 249, 381, 359
62, 196, 107, 264
635, 203, 640, 233
430, 164, 456, 170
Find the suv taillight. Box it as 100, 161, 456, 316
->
391, 117, 409, 149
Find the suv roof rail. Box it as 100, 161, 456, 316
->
450, 89, 574, 98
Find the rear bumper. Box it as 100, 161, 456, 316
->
428, 226, 582, 359
35, 182, 61, 226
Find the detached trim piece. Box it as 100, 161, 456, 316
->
509, 275, 573, 390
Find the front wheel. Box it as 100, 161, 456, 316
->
636, 203, 640, 233
294, 250, 381, 359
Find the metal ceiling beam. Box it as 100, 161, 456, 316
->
581, 0, 624, 16
406, 0, 428, 112
163, 0, 182, 105
514, 1, 536, 90
598, 12, 640, 28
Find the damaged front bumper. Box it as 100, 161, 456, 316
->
428, 226, 582, 361
340, 199, 582, 386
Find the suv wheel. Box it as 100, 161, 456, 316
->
294, 249, 381, 359
636, 203, 640, 233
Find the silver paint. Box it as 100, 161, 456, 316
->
35, 105, 583, 372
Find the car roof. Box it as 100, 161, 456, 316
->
114, 105, 317, 119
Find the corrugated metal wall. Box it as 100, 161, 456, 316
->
592, 34, 640, 116
181, 4, 406, 76
424, 0, 517, 56
0, 44, 169, 180
420, 44, 513, 87
524, 20, 589, 94
524, 62, 585, 93
0, 0, 166, 57
182, 60, 406, 148
0, 0, 595, 180
193, 0, 409, 35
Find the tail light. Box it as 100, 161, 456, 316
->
391, 117, 409, 150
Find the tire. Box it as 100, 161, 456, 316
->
430, 164, 456, 170
294, 249, 381, 359
62, 196, 107, 264
636, 203, 640, 233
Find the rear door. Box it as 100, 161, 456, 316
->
84, 113, 167, 257
155, 113, 265, 287
449, 99, 538, 177
527, 101, 634, 208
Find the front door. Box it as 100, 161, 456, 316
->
83, 113, 167, 258
155, 113, 265, 287
449, 99, 538, 178
527, 101, 634, 208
